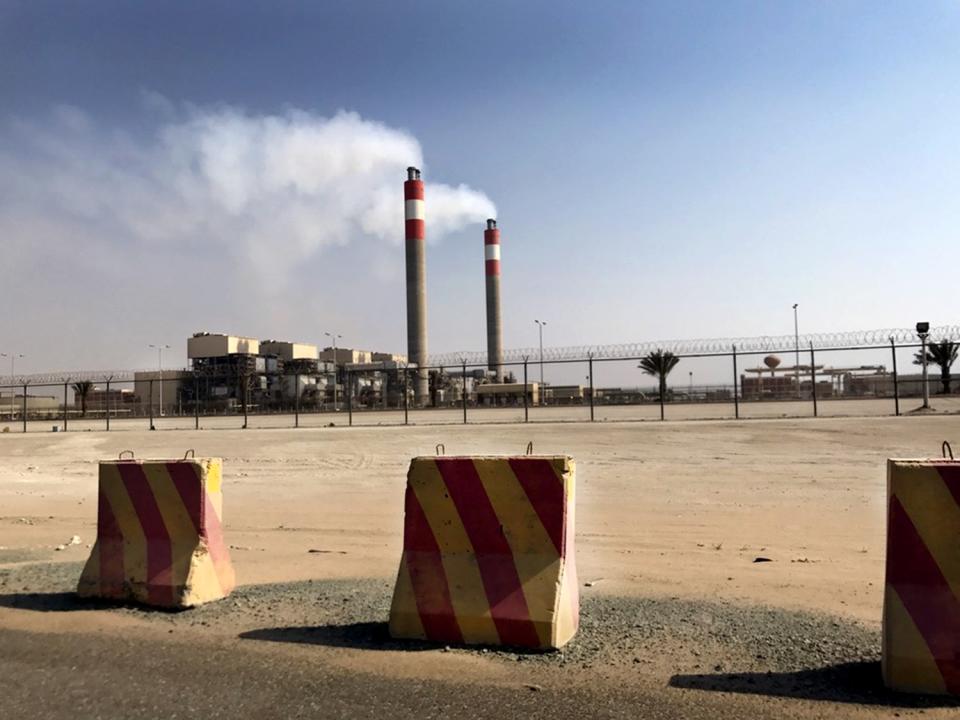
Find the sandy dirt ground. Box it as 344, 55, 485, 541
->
2, 414, 960, 718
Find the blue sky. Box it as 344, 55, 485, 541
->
3, 1, 959, 374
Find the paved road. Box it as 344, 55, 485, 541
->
0, 626, 833, 720
3, 573, 957, 720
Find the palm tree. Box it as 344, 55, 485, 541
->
639, 350, 680, 419
914, 340, 958, 395
72, 381, 94, 417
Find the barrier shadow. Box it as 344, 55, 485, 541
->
0, 591, 90, 612
669, 661, 960, 708
0, 591, 178, 613
240, 622, 557, 654
240, 622, 434, 652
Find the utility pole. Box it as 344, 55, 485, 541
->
534, 319, 546, 404
149, 344, 170, 417
325, 332, 342, 411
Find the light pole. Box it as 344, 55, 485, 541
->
1, 353, 23, 418
534, 319, 546, 404
149, 344, 170, 417
689, 371, 693, 397
792, 304, 800, 399
325, 332, 342, 411
916, 322, 930, 409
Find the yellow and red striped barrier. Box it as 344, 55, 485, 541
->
883, 458, 960, 695
389, 455, 578, 649
77, 457, 235, 608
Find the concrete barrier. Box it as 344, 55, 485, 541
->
78, 456, 235, 608
883, 458, 960, 694
389, 455, 578, 649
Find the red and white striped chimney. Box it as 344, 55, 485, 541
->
484, 218, 503, 380
404, 167, 429, 405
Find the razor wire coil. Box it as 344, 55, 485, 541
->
4, 325, 959, 384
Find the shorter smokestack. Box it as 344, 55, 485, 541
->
484, 218, 503, 381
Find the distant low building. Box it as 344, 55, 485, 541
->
134, 370, 193, 413
74, 386, 135, 411
544, 385, 584, 404
476, 382, 539, 405
740, 375, 798, 400
0, 393, 59, 416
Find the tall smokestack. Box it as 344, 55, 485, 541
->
484, 218, 503, 381
404, 167, 429, 405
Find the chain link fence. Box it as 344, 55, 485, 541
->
1, 339, 956, 433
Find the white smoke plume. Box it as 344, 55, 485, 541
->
1, 102, 496, 278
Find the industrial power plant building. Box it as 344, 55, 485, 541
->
128, 168, 513, 415
124, 333, 426, 414
183, 332, 383, 412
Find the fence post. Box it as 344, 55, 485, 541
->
294, 373, 300, 428
732, 345, 739, 419
809, 343, 818, 417
523, 358, 529, 423
403, 366, 409, 425
241, 371, 248, 429
105, 379, 111, 431
890, 338, 900, 417
149, 378, 154, 430
347, 370, 353, 427
461, 361, 468, 424
383, 362, 389, 411
63, 382, 69, 431
588, 354, 595, 422
22, 383, 28, 433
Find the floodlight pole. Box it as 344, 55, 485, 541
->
2, 353, 23, 419
919, 330, 930, 409
149, 344, 170, 417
